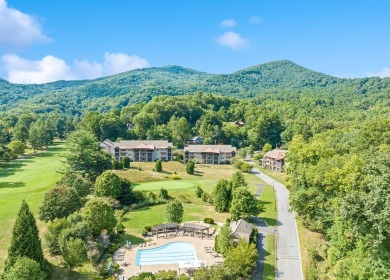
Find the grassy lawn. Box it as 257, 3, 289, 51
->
134, 180, 197, 191
258, 185, 277, 227
116, 161, 262, 195
263, 234, 276, 280
117, 162, 265, 244
297, 220, 326, 279
120, 203, 230, 244
0, 143, 65, 270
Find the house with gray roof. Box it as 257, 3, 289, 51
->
100, 139, 173, 162
230, 219, 254, 244
183, 144, 236, 164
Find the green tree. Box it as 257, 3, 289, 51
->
231, 171, 248, 190
165, 200, 184, 223
83, 197, 117, 235
186, 160, 195, 174
215, 224, 233, 255
169, 116, 191, 147
39, 186, 83, 222
122, 156, 131, 168
28, 122, 45, 151
155, 160, 162, 172
3, 257, 45, 280
8, 140, 25, 157
65, 130, 112, 180
133, 112, 155, 139
44, 218, 70, 254
212, 179, 231, 212
223, 239, 259, 278
78, 111, 103, 140
57, 172, 90, 198
193, 265, 230, 280
118, 178, 135, 205
4, 200, 49, 274
61, 238, 88, 270
230, 187, 259, 220
94, 171, 122, 198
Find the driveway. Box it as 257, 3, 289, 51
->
252, 168, 303, 280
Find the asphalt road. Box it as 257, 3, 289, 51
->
252, 168, 303, 280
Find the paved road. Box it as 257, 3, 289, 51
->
252, 169, 303, 280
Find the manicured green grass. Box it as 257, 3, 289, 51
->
263, 234, 276, 280
120, 203, 230, 243
258, 185, 277, 226
134, 180, 197, 191
0, 143, 65, 270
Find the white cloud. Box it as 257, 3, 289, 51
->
217, 32, 248, 50
103, 52, 149, 75
367, 67, 390, 78
250, 16, 261, 24
221, 19, 237, 27
0, 0, 50, 48
2, 54, 74, 84
1, 52, 150, 84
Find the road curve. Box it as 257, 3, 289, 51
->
252, 168, 303, 280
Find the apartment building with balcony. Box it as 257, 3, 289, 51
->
100, 139, 173, 162
183, 144, 237, 164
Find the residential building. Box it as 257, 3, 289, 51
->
262, 149, 288, 172
187, 136, 203, 144
230, 219, 254, 244
100, 139, 173, 162
183, 144, 236, 164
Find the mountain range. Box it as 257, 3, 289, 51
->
1, 60, 389, 115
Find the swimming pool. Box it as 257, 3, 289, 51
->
135, 242, 198, 266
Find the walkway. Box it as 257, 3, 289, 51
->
252, 168, 303, 280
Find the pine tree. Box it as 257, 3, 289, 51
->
4, 200, 49, 274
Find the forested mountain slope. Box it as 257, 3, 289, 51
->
1, 60, 390, 115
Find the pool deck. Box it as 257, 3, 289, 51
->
115, 234, 223, 278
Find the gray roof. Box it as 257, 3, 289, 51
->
230, 219, 254, 243
184, 145, 237, 153
100, 139, 172, 149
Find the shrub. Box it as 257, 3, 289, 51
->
141, 229, 149, 237
173, 151, 184, 162
201, 192, 209, 202
138, 167, 142, 171
121, 156, 131, 168
250, 227, 258, 243
155, 160, 162, 172
147, 191, 156, 200
233, 159, 252, 173
144, 226, 152, 232
116, 223, 125, 233
204, 218, 214, 224
172, 174, 181, 180
113, 160, 123, 170
195, 186, 204, 198
186, 160, 195, 174
159, 188, 169, 199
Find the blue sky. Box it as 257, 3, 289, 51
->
0, 0, 389, 83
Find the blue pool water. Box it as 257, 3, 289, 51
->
135, 242, 198, 266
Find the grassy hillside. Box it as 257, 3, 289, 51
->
0, 143, 65, 269
2, 60, 389, 115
